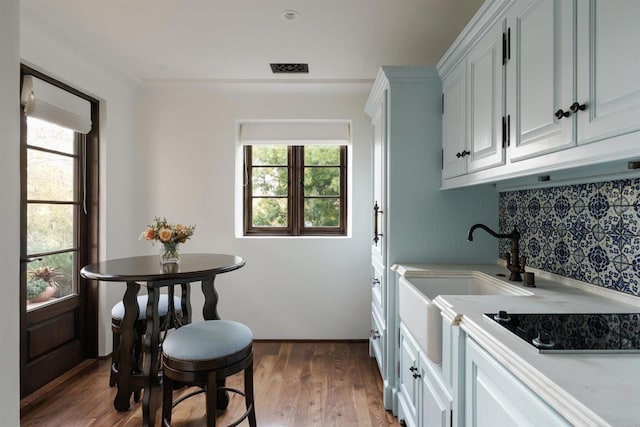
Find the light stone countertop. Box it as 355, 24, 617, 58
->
394, 263, 640, 427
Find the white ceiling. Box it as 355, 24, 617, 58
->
21, 0, 484, 82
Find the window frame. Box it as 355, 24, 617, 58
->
243, 144, 347, 236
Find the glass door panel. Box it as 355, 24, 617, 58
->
25, 117, 78, 312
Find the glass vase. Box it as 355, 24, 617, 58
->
159, 242, 181, 264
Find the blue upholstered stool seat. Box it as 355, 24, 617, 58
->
161, 320, 256, 427
111, 294, 182, 320
162, 320, 252, 362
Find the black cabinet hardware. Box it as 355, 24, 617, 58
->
373, 201, 383, 245
570, 102, 587, 113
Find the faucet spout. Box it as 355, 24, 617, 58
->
467, 223, 524, 282
467, 223, 516, 241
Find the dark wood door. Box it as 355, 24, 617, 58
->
19, 66, 99, 398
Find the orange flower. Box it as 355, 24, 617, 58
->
158, 228, 173, 243
143, 228, 155, 240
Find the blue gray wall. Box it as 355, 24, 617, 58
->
499, 178, 640, 297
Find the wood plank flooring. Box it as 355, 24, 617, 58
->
20, 341, 399, 427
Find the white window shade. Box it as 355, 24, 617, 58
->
240, 121, 350, 145
20, 75, 92, 134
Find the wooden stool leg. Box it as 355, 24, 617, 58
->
110, 325, 120, 387
162, 373, 174, 426
245, 363, 257, 427
206, 372, 218, 427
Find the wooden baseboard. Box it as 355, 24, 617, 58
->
20, 359, 98, 410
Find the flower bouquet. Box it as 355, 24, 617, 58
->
140, 217, 196, 264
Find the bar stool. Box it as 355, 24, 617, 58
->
161, 320, 256, 427
110, 294, 182, 388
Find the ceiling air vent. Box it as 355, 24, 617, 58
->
270, 63, 309, 74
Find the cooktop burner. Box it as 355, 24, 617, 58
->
485, 311, 640, 353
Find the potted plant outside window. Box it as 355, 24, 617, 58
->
27, 266, 60, 303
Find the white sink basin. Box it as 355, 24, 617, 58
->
398, 273, 533, 364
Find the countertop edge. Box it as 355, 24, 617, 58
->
459, 316, 611, 427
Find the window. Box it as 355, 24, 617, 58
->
243, 144, 347, 236
20, 72, 97, 310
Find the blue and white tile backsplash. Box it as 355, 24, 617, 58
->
498, 178, 640, 297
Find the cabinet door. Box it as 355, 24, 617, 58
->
422, 372, 450, 427
465, 339, 571, 427
371, 259, 384, 316
370, 304, 385, 375
371, 91, 387, 259
507, 0, 576, 161
442, 62, 468, 179
576, 0, 640, 144
467, 17, 506, 172
419, 352, 452, 427
399, 324, 420, 426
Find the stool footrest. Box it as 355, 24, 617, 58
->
166, 385, 253, 427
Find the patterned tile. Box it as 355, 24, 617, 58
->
499, 178, 640, 297
621, 179, 640, 206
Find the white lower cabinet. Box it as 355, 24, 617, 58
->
398, 323, 452, 427
398, 323, 419, 427
370, 303, 385, 375
420, 352, 452, 427
465, 338, 570, 427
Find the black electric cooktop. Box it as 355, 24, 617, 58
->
485, 311, 640, 353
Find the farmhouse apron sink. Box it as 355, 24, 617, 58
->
398, 272, 533, 364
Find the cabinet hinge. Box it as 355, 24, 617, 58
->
502, 29, 511, 66
507, 27, 511, 62
502, 32, 507, 65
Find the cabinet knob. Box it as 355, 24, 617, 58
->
570, 102, 587, 113
409, 366, 418, 372
412, 372, 422, 379
456, 150, 470, 158
555, 109, 571, 119
371, 278, 380, 287
371, 330, 381, 340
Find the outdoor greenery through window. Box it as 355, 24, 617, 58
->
25, 117, 78, 309
244, 144, 347, 236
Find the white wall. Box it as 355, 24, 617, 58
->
16, 0, 496, 358
20, 4, 140, 355
0, 0, 22, 423
133, 82, 374, 338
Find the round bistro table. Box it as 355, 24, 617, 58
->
81, 253, 245, 427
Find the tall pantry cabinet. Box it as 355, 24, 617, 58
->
364, 66, 496, 413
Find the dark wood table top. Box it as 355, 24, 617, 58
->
80, 253, 245, 282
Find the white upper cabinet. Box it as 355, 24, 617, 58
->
442, 62, 468, 180
467, 17, 507, 172
507, 0, 575, 161
439, 0, 640, 188
508, 0, 640, 161
576, 0, 640, 144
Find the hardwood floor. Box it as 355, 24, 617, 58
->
20, 341, 399, 427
